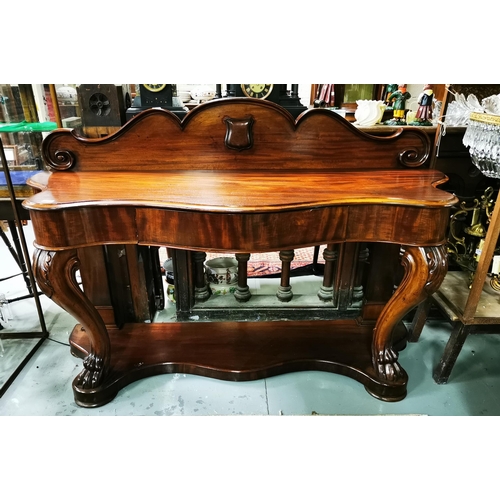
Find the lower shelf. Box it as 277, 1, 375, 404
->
434, 270, 500, 324
69, 319, 408, 407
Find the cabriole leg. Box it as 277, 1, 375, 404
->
372, 245, 448, 385
33, 248, 111, 393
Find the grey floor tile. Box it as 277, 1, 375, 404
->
0, 340, 81, 416
266, 321, 500, 416
0, 336, 269, 416
0, 338, 42, 389
102, 375, 269, 416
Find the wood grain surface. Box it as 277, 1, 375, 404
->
25, 169, 456, 212
42, 99, 431, 172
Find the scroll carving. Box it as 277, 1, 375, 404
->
42, 130, 77, 170
223, 116, 254, 151
49, 149, 76, 171
399, 148, 426, 168
397, 130, 430, 168
424, 245, 448, 294
34, 249, 54, 297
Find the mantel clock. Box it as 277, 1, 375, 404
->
226, 84, 307, 118
126, 84, 188, 121
240, 84, 274, 99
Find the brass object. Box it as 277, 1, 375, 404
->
464, 208, 486, 237
474, 238, 485, 263
447, 186, 497, 286
470, 112, 500, 126
490, 275, 500, 291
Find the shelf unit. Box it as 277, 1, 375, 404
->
410, 187, 500, 383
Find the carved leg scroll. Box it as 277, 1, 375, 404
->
33, 249, 111, 392
371, 245, 447, 386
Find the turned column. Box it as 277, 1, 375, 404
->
193, 251, 210, 301
317, 244, 337, 302
351, 244, 369, 308
234, 253, 251, 302
276, 250, 294, 302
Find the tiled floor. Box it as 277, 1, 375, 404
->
2, 223, 500, 416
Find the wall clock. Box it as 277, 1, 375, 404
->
240, 84, 274, 99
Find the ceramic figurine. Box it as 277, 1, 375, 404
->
384, 84, 398, 108
384, 84, 411, 125
409, 84, 434, 126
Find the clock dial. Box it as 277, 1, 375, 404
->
143, 84, 167, 92
241, 84, 273, 99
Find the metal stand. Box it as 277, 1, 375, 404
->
1, 219, 34, 298
0, 135, 48, 397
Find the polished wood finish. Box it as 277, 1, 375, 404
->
71, 85, 160, 326
68, 319, 404, 407
77, 246, 115, 326
41, 99, 431, 172
24, 99, 457, 407
27, 169, 451, 213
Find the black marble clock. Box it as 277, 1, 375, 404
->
224, 84, 307, 118
126, 84, 188, 121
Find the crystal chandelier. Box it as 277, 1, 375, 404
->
463, 111, 500, 178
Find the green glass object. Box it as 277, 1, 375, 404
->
0, 121, 57, 133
